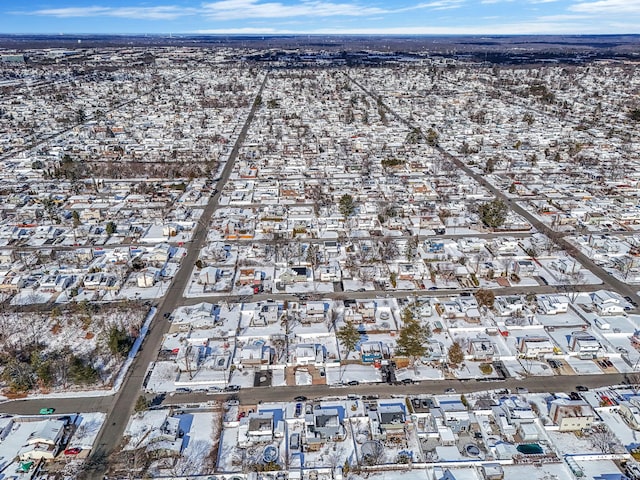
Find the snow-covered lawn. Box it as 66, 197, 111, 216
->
70, 412, 106, 450
499, 359, 526, 379
396, 365, 444, 381
326, 364, 382, 385
228, 368, 258, 388
145, 361, 180, 393
599, 408, 640, 450
159, 411, 221, 476
519, 359, 555, 376
566, 357, 604, 375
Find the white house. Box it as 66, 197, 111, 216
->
592, 290, 626, 316
18, 419, 66, 461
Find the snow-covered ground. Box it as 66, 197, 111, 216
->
70, 412, 106, 450
326, 364, 382, 385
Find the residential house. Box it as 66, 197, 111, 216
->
570, 331, 601, 359
301, 301, 326, 323
18, 419, 65, 461
518, 335, 555, 358
246, 412, 275, 443
375, 404, 406, 440
512, 259, 536, 277
619, 397, 640, 430
537, 294, 569, 315
468, 338, 495, 361
549, 398, 595, 431
592, 290, 626, 316
240, 342, 271, 367
293, 343, 325, 366
309, 408, 342, 441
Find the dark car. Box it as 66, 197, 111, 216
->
347, 380, 360, 386
576, 385, 589, 392
294, 395, 308, 402
224, 385, 240, 392
401, 378, 415, 385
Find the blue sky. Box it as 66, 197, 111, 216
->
1, 0, 639, 35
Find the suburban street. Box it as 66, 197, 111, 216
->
0, 372, 631, 417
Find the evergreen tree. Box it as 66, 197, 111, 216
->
395, 307, 431, 365
447, 341, 465, 367
478, 198, 508, 228
336, 320, 360, 358
338, 194, 355, 218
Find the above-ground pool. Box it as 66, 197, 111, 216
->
464, 444, 481, 457
517, 443, 544, 455
263, 445, 278, 463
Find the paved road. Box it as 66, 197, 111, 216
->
0, 395, 112, 415
77, 72, 270, 480
0, 371, 630, 418
179, 282, 608, 306
142, 372, 633, 406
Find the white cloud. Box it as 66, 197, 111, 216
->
22, 5, 194, 20
411, 0, 465, 9
200, 0, 387, 20
570, 0, 640, 14
536, 13, 590, 20
195, 27, 281, 33
18, 0, 466, 22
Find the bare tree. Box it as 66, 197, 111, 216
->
560, 269, 585, 303
327, 445, 346, 471
589, 424, 618, 453
362, 441, 385, 466
171, 440, 212, 476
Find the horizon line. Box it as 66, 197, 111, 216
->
2, 32, 640, 37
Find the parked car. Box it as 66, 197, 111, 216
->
347, 380, 360, 386
39, 408, 55, 415
576, 385, 589, 392
224, 385, 240, 392
444, 388, 456, 394
290, 433, 300, 451
294, 395, 308, 402
64, 447, 82, 455
401, 378, 415, 385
